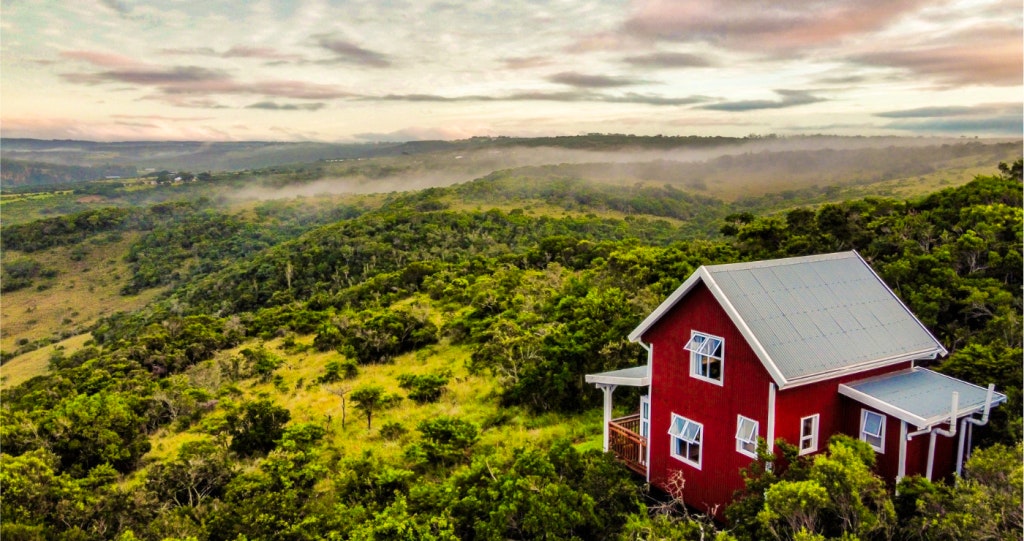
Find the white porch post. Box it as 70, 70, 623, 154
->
956, 418, 968, 476
598, 383, 617, 452
925, 431, 937, 481
897, 421, 908, 483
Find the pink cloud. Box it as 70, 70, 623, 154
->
58, 49, 353, 104
621, 0, 929, 51
60, 50, 146, 69
853, 26, 1023, 87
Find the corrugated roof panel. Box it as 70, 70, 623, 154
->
873, 302, 911, 326
762, 315, 802, 345
772, 266, 806, 290
845, 368, 1007, 424
747, 319, 783, 352
787, 312, 823, 341
792, 286, 820, 314
694, 252, 946, 384
849, 302, 883, 330
805, 284, 835, 308
856, 328, 887, 358
747, 291, 782, 323
813, 310, 843, 337
750, 268, 786, 296
830, 306, 861, 333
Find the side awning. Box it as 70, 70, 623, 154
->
838, 367, 1006, 429
585, 365, 650, 387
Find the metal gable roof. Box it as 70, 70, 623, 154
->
629, 251, 948, 388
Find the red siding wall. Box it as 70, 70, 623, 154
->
644, 282, 772, 516
774, 362, 913, 463
838, 397, 961, 483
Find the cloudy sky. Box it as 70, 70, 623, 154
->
2, 0, 1021, 142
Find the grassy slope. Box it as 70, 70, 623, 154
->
1, 233, 166, 354
0, 333, 92, 390
146, 331, 604, 466
139, 294, 609, 465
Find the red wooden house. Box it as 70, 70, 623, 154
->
587, 251, 1005, 516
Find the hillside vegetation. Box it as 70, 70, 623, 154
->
0, 148, 1020, 540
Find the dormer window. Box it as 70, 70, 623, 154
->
685, 331, 724, 384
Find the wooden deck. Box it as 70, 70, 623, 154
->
609, 414, 647, 475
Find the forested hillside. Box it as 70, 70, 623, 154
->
1, 160, 1020, 540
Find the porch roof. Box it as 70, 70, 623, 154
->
838, 367, 1005, 429
585, 365, 650, 387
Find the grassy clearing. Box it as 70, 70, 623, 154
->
145, 335, 605, 465
0, 333, 92, 390
0, 233, 165, 355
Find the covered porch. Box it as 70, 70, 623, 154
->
585, 365, 650, 476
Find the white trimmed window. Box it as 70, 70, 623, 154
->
685, 331, 724, 384
668, 414, 702, 468
736, 415, 759, 458
799, 414, 819, 455
860, 410, 885, 453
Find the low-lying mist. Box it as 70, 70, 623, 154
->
224, 136, 1019, 202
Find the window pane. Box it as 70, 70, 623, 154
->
684, 334, 705, 353
682, 421, 700, 442
736, 417, 757, 440
863, 412, 883, 436
866, 434, 882, 448
707, 359, 721, 380
669, 417, 685, 437
686, 442, 700, 462
696, 337, 715, 356
802, 417, 815, 436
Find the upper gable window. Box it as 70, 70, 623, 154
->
685, 331, 724, 385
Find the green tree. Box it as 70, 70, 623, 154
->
226, 399, 291, 457
406, 416, 479, 468
896, 443, 1023, 540
149, 438, 235, 508
397, 372, 450, 404
350, 385, 400, 430
757, 480, 829, 540
40, 391, 152, 476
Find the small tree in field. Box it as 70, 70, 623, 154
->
350, 385, 399, 430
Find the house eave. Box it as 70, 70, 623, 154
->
628, 268, 706, 343
779, 347, 946, 390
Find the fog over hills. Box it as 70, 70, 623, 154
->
2, 135, 1018, 189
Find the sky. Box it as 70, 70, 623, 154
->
1, 0, 1021, 142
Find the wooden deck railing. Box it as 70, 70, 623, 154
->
609, 414, 647, 475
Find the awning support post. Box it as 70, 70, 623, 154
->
597, 383, 618, 452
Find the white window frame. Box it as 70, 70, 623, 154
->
685, 331, 724, 385
735, 415, 759, 458
668, 413, 703, 469
860, 409, 885, 453
799, 414, 820, 456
